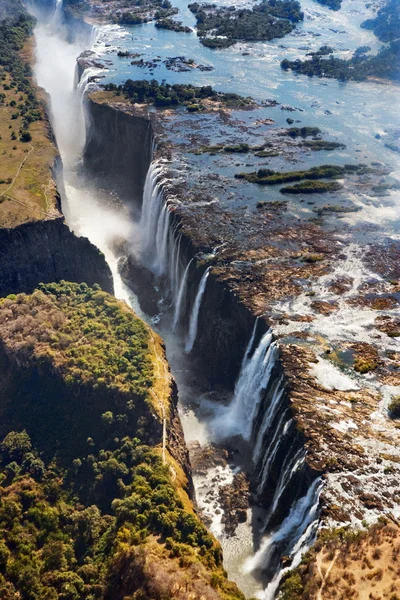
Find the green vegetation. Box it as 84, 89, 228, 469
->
0, 0, 25, 21
0, 13, 41, 134
314, 0, 342, 10
353, 356, 378, 374
0, 6, 58, 226
192, 143, 279, 156
64, 0, 179, 22
280, 180, 342, 193
235, 164, 363, 185
281, 40, 400, 82
301, 140, 346, 151
61, 0, 90, 18
388, 396, 400, 418
155, 18, 192, 32
188, 0, 303, 48
281, 126, 321, 137
313, 204, 361, 215
103, 78, 252, 108
255, 149, 280, 157
223, 143, 250, 153
0, 281, 153, 398
280, 572, 304, 600
361, 0, 400, 43
0, 282, 244, 600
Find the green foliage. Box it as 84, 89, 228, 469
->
189, 0, 303, 48
281, 40, 400, 82
155, 18, 192, 32
314, 0, 342, 11
301, 140, 346, 151
0, 12, 41, 132
280, 180, 343, 193
235, 163, 364, 185
361, 0, 400, 43
0, 283, 245, 599
0, 426, 230, 599
388, 395, 400, 418
1, 281, 153, 397
0, 282, 158, 464
282, 126, 321, 137
279, 571, 304, 599
103, 78, 252, 109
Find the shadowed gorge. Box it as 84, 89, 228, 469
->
0, 0, 399, 598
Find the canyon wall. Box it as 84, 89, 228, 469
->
84, 98, 153, 201
0, 217, 113, 295
83, 96, 321, 535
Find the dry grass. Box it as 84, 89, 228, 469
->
0, 37, 58, 228
294, 520, 400, 599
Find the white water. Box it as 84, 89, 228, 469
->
173, 258, 193, 330
223, 329, 275, 440
140, 162, 166, 272
251, 478, 324, 600
29, 3, 324, 597
185, 267, 211, 353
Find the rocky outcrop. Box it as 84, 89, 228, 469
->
0, 217, 113, 295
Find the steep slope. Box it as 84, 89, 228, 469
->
0, 282, 244, 600
0, 3, 112, 294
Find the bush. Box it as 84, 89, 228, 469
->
388, 396, 400, 418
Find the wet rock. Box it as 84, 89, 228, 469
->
219, 472, 250, 536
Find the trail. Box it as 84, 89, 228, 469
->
148, 331, 176, 481
0, 143, 35, 199
316, 550, 340, 600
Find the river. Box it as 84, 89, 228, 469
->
29, 0, 399, 598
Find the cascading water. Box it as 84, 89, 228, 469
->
246, 477, 324, 600
222, 328, 276, 440
29, 2, 324, 596
173, 257, 193, 330
185, 267, 211, 353
139, 161, 186, 296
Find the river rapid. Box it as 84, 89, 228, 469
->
29, 0, 399, 598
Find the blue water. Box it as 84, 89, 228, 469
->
92, 0, 399, 178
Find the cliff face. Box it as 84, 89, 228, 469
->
84, 97, 153, 201
83, 94, 400, 556
0, 217, 113, 295
0, 283, 244, 600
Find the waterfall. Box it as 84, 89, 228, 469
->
51, 0, 63, 27
173, 258, 193, 330
140, 162, 169, 274
185, 267, 211, 353
171, 231, 183, 300
251, 478, 323, 600
252, 382, 285, 464
255, 413, 293, 495
266, 447, 306, 522
224, 330, 276, 440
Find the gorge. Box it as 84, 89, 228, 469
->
0, 0, 399, 598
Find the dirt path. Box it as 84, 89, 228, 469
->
0, 143, 35, 199
316, 550, 339, 600
149, 332, 176, 480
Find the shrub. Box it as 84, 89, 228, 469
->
388, 395, 400, 418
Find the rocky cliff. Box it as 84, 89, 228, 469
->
84, 96, 153, 201
0, 217, 113, 295
0, 282, 244, 600
83, 92, 400, 591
